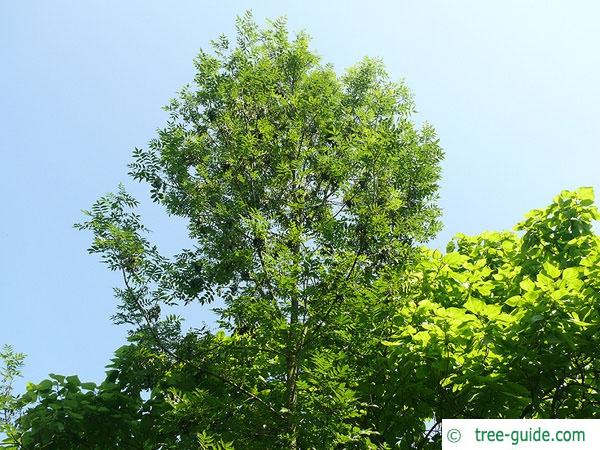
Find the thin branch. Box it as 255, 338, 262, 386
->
120, 268, 285, 421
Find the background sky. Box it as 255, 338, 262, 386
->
2, 0, 599, 389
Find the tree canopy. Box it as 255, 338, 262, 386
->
11, 186, 600, 449
13, 13, 443, 449
379, 187, 600, 445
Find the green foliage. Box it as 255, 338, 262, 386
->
0, 345, 25, 449
380, 187, 600, 446
66, 12, 442, 449
197, 431, 234, 450
17, 377, 135, 449
14, 343, 180, 449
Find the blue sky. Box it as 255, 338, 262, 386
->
2, 0, 599, 388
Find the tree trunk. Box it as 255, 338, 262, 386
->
286, 295, 299, 449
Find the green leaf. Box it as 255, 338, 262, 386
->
542, 261, 561, 279
562, 267, 580, 280
444, 252, 469, 267
464, 297, 486, 315
38, 379, 54, 391
576, 186, 595, 203
519, 278, 536, 292
505, 295, 521, 307
49, 373, 65, 383
66, 375, 81, 386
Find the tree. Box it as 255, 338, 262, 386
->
54, 12, 441, 449
381, 187, 600, 446
0, 345, 25, 449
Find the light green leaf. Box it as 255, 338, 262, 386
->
542, 261, 561, 279
505, 295, 521, 307
519, 278, 536, 292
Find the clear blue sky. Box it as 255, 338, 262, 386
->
2, 1, 599, 388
